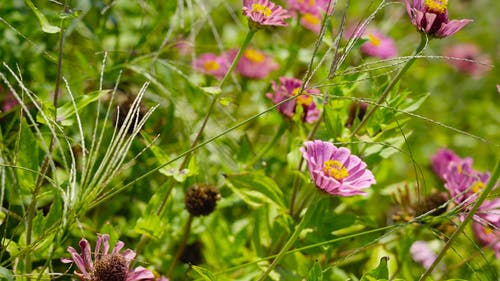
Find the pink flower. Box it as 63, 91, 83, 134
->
300, 140, 376, 196
404, 0, 472, 38
443, 160, 490, 205
497, 85, 500, 94
472, 221, 500, 258
1, 87, 18, 112
300, 11, 322, 33
359, 30, 398, 59
266, 77, 320, 123
61, 234, 154, 281
192, 53, 229, 80
431, 148, 470, 182
287, 0, 333, 14
443, 43, 492, 77
243, 0, 290, 29
226, 48, 279, 79
410, 241, 438, 269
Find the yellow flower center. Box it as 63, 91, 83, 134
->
251, 3, 272, 17
470, 181, 485, 193
292, 87, 313, 105
366, 33, 381, 46
299, 0, 316, 6
203, 60, 220, 71
456, 163, 463, 174
323, 160, 349, 181
302, 13, 321, 26
244, 49, 265, 63
484, 226, 493, 235
424, 0, 448, 14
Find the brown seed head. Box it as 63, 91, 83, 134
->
93, 254, 128, 281
185, 184, 220, 216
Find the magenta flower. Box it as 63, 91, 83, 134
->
431, 148, 470, 182
192, 53, 229, 80
359, 30, 398, 59
443, 160, 490, 205
226, 48, 279, 79
243, 0, 290, 29
410, 241, 439, 269
300, 140, 376, 196
404, 0, 472, 38
62, 234, 154, 281
287, 0, 333, 14
300, 11, 322, 33
472, 221, 500, 258
266, 77, 320, 123
443, 43, 491, 77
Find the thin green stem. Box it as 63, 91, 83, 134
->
349, 33, 427, 137
167, 214, 194, 277
247, 121, 288, 168
419, 159, 500, 281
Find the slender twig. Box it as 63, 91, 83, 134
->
167, 214, 194, 277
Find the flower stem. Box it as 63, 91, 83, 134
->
349, 33, 427, 137
167, 214, 194, 277
247, 121, 288, 168
419, 159, 500, 281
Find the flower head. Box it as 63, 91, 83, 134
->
226, 48, 279, 79
410, 241, 439, 269
472, 199, 500, 258
243, 0, 290, 29
62, 234, 154, 281
404, 0, 472, 38
185, 184, 220, 217
443, 160, 490, 205
443, 43, 491, 77
300, 140, 376, 196
266, 77, 320, 123
287, 0, 334, 14
193, 53, 229, 79
431, 148, 470, 182
359, 30, 398, 59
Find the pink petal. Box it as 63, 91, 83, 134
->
126, 266, 155, 281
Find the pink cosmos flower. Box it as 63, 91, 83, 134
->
266, 77, 320, 123
192, 53, 229, 80
472, 221, 500, 258
443, 160, 490, 205
62, 233, 154, 281
226, 48, 279, 79
410, 241, 438, 270
242, 0, 290, 29
358, 30, 398, 59
443, 43, 492, 77
431, 148, 471, 182
300, 140, 376, 196
404, 0, 472, 38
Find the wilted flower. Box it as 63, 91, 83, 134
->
226, 48, 279, 79
266, 77, 320, 123
410, 241, 439, 269
359, 30, 398, 59
443, 43, 491, 77
62, 233, 154, 281
300, 140, 376, 196
243, 0, 290, 29
404, 0, 472, 38
443, 160, 490, 205
185, 184, 220, 217
192, 53, 229, 79
431, 148, 471, 182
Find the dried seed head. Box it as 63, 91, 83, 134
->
93, 254, 128, 281
185, 184, 220, 217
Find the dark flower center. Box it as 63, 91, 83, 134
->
93, 254, 128, 281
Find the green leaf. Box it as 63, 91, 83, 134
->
360, 256, 389, 281
225, 172, 285, 208
307, 262, 323, 281
134, 215, 165, 239
192, 265, 217, 281
17, 119, 39, 193
24, 0, 61, 33
56, 90, 111, 124
0, 267, 14, 281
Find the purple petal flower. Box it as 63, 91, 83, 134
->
192, 53, 229, 80
226, 48, 279, 79
359, 29, 398, 59
300, 140, 376, 196
443, 43, 491, 77
266, 77, 320, 123
404, 0, 472, 38
410, 241, 438, 269
243, 0, 291, 29
300, 11, 322, 33
472, 200, 500, 259
62, 234, 154, 281
443, 160, 490, 205
431, 148, 469, 182
1, 87, 18, 112
287, 0, 334, 14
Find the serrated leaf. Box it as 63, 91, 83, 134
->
25, 0, 61, 33
225, 173, 285, 208
192, 265, 217, 281
360, 256, 389, 281
307, 262, 323, 281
